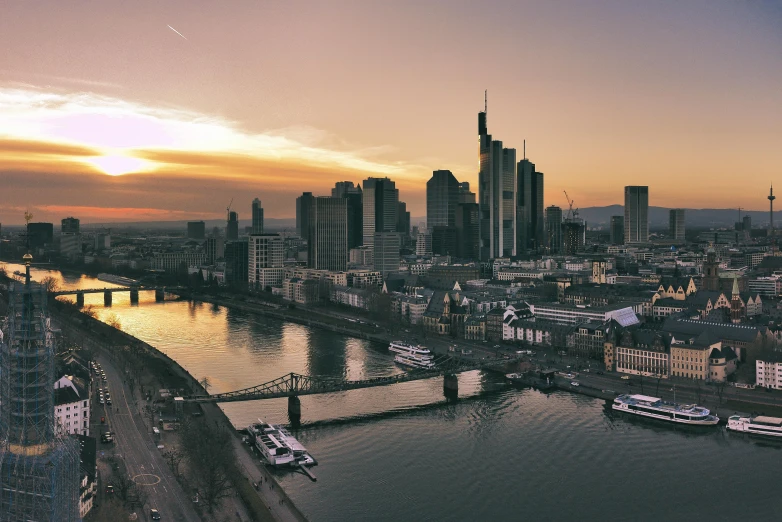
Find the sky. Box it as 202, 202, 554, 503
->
1, 0, 781, 224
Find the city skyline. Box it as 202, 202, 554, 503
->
2, 1, 782, 224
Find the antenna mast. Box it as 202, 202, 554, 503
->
484, 90, 487, 113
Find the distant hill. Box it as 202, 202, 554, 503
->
575, 205, 775, 229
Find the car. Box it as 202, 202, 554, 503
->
596, 371, 604, 375
105, 485, 114, 494
99, 398, 105, 404
106, 399, 112, 405
571, 381, 580, 387
150, 508, 161, 520
620, 375, 630, 380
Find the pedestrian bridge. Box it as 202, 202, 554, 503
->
186, 354, 518, 418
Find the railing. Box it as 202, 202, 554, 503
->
187, 356, 516, 403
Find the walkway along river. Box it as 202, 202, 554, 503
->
5, 264, 781, 522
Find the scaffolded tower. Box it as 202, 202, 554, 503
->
0, 254, 80, 521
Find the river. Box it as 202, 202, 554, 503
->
6, 264, 779, 521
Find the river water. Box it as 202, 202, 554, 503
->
7, 264, 779, 521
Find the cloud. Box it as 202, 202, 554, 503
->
0, 86, 431, 221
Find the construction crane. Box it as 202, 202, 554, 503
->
564, 191, 575, 220
226, 198, 233, 221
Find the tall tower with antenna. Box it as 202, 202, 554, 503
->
768, 185, 775, 237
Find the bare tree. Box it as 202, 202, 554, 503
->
86, 499, 126, 521
112, 473, 134, 502
162, 448, 185, 477
105, 312, 122, 330
199, 376, 211, 393
181, 418, 236, 513
82, 305, 98, 319
41, 275, 60, 293
717, 381, 727, 404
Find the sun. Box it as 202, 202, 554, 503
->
84, 155, 150, 176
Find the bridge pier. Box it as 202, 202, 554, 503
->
130, 289, 139, 304
76, 292, 84, 307
103, 290, 112, 307
155, 289, 165, 302
287, 396, 302, 426
443, 374, 458, 400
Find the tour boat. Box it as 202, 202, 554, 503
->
394, 353, 436, 370
727, 415, 782, 438
389, 341, 431, 357
247, 420, 317, 467
612, 394, 719, 425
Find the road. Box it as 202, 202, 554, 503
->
92, 348, 202, 522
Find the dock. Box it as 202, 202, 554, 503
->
299, 464, 317, 482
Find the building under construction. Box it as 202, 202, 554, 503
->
0, 254, 80, 521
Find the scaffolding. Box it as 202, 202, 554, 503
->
0, 258, 80, 521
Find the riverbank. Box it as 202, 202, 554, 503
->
48, 297, 309, 522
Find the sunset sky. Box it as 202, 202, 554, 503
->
1, 1, 781, 224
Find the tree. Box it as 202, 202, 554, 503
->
199, 376, 211, 393
86, 499, 126, 521
717, 381, 727, 404
105, 312, 122, 330
41, 275, 60, 293
162, 448, 185, 477
181, 419, 236, 513
82, 305, 98, 319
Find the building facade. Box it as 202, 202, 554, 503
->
363, 177, 398, 252
624, 186, 649, 243
249, 233, 284, 289
669, 208, 685, 241
610, 215, 625, 245
427, 170, 460, 228
545, 205, 563, 253
308, 197, 348, 272
251, 198, 264, 234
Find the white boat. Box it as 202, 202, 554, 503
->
612, 394, 719, 425
394, 353, 436, 370
247, 420, 317, 467
389, 341, 431, 357
727, 415, 782, 437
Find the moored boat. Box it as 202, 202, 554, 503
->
727, 415, 782, 438
247, 420, 317, 467
612, 394, 719, 426
389, 341, 431, 357
394, 353, 436, 370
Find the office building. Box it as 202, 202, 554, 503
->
373, 232, 400, 276
610, 215, 625, 245
332, 181, 363, 248
308, 197, 348, 272
249, 233, 285, 289
27, 222, 54, 248
458, 182, 476, 204
205, 237, 224, 264
669, 209, 685, 241
517, 159, 545, 252
416, 230, 432, 256
562, 218, 586, 255
60, 232, 81, 259
224, 239, 249, 285
397, 201, 410, 241
187, 221, 206, 240
478, 97, 518, 260
456, 202, 479, 260
61, 217, 80, 234
624, 186, 649, 243
427, 170, 460, 228
226, 211, 239, 240
545, 206, 563, 253
0, 258, 81, 521
251, 198, 264, 234
432, 226, 458, 256
363, 177, 398, 251
296, 192, 314, 241
742, 215, 752, 231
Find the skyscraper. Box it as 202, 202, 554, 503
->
545, 206, 563, 253
224, 239, 249, 285
610, 216, 625, 245
226, 211, 239, 240
61, 217, 80, 234
455, 202, 479, 260
252, 198, 264, 234
362, 177, 398, 252
332, 181, 363, 248
296, 192, 314, 241
479, 135, 516, 258
458, 182, 475, 204
397, 201, 410, 239
669, 209, 685, 241
187, 221, 206, 240
427, 170, 460, 228
517, 159, 545, 253
0, 255, 80, 521
624, 186, 649, 244
308, 197, 348, 271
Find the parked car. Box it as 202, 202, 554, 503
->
150, 508, 161, 520
571, 381, 580, 387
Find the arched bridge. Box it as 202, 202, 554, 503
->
187, 354, 520, 418
52, 286, 184, 306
